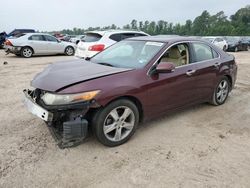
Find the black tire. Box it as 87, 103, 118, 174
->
92, 99, 139, 147
21, 47, 33, 58
65, 46, 75, 56
211, 77, 230, 106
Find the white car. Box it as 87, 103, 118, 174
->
75, 30, 149, 58
202, 36, 228, 51
4, 33, 76, 58
69, 35, 85, 44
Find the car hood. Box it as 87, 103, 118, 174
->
31, 59, 132, 92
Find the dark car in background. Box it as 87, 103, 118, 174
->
23, 36, 237, 148
243, 37, 250, 49
0, 32, 7, 48
225, 36, 248, 52
7, 29, 35, 38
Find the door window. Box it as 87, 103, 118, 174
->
28, 35, 45, 41
192, 43, 214, 62
44, 35, 58, 42
159, 43, 189, 67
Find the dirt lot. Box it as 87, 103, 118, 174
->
0, 50, 250, 188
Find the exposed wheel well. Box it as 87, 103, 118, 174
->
99, 96, 144, 123
90, 96, 143, 122
22, 46, 34, 53
65, 45, 74, 50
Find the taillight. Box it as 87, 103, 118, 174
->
88, 44, 105, 51
4, 40, 13, 46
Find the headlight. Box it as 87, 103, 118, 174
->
41, 90, 100, 105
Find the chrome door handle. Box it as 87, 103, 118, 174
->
186, 70, 196, 76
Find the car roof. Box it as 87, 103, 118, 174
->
127, 35, 207, 43
86, 30, 148, 36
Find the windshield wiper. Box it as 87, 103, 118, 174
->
98, 62, 114, 67
85, 57, 91, 61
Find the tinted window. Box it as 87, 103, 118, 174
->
28, 35, 44, 41
109, 34, 122, 42
44, 35, 58, 42
82, 33, 102, 42
192, 43, 214, 62
121, 33, 136, 40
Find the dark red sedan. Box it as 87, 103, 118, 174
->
23, 36, 237, 148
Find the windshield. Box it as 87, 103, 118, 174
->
91, 40, 165, 69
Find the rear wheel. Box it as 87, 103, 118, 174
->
65, 46, 74, 56
92, 99, 139, 147
21, 47, 33, 58
211, 77, 230, 106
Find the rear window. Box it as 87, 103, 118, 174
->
82, 33, 102, 42
109, 33, 147, 42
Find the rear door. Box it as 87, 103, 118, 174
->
189, 42, 220, 101
28, 34, 47, 54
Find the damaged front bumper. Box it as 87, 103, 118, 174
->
23, 89, 94, 148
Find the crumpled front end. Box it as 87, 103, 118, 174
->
23, 89, 97, 148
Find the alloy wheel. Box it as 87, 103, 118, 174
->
66, 47, 74, 55
22, 48, 32, 57
216, 80, 229, 103
103, 106, 135, 142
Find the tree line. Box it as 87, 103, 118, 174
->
55, 5, 250, 36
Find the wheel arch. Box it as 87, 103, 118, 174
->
99, 95, 144, 123
65, 45, 74, 51
21, 46, 34, 54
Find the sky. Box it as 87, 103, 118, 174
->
0, 0, 249, 33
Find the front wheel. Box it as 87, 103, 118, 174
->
92, 99, 139, 147
65, 46, 75, 56
211, 77, 230, 106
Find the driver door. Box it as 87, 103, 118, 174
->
145, 43, 199, 117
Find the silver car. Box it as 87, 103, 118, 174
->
4, 33, 76, 58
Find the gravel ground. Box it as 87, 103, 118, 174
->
0, 50, 250, 188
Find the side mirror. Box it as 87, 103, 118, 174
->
156, 62, 175, 73
57, 39, 61, 43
